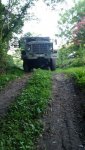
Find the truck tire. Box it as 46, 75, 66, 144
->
50, 59, 56, 71
23, 61, 30, 72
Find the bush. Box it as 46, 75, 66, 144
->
68, 58, 85, 67
57, 44, 85, 68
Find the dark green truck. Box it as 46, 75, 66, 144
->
20, 37, 57, 72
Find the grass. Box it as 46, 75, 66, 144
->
0, 67, 24, 91
0, 69, 51, 150
56, 66, 85, 88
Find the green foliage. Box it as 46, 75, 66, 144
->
57, 5, 75, 40
0, 67, 23, 91
0, 0, 34, 42
56, 67, 85, 88
12, 48, 23, 69
57, 46, 71, 68
68, 58, 85, 67
0, 69, 51, 150
6, 55, 15, 68
57, 0, 85, 45
0, 0, 35, 72
65, 67, 85, 88
57, 44, 85, 68
0, 50, 14, 73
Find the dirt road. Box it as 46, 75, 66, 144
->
37, 73, 85, 150
0, 74, 31, 116
0, 72, 85, 149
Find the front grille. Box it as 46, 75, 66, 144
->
32, 44, 48, 54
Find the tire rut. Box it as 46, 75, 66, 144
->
0, 73, 31, 116
37, 73, 85, 150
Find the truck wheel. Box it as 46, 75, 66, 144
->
23, 62, 29, 72
50, 59, 56, 71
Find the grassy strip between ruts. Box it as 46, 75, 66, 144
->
56, 67, 85, 89
0, 67, 24, 91
0, 69, 51, 150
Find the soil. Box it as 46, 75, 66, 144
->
0, 73, 31, 116
37, 73, 85, 150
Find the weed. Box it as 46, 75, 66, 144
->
0, 69, 51, 150
0, 67, 23, 91
56, 67, 85, 88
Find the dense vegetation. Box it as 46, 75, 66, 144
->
56, 43, 85, 89
56, 67, 85, 88
0, 0, 35, 73
56, 0, 85, 89
0, 69, 51, 150
57, 0, 85, 45
57, 44, 85, 68
0, 67, 23, 91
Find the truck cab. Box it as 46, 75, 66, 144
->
20, 37, 57, 72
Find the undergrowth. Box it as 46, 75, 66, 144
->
0, 69, 51, 150
0, 67, 24, 91
56, 67, 85, 88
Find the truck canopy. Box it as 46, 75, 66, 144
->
25, 37, 50, 43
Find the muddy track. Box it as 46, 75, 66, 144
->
0, 73, 31, 116
37, 73, 85, 150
